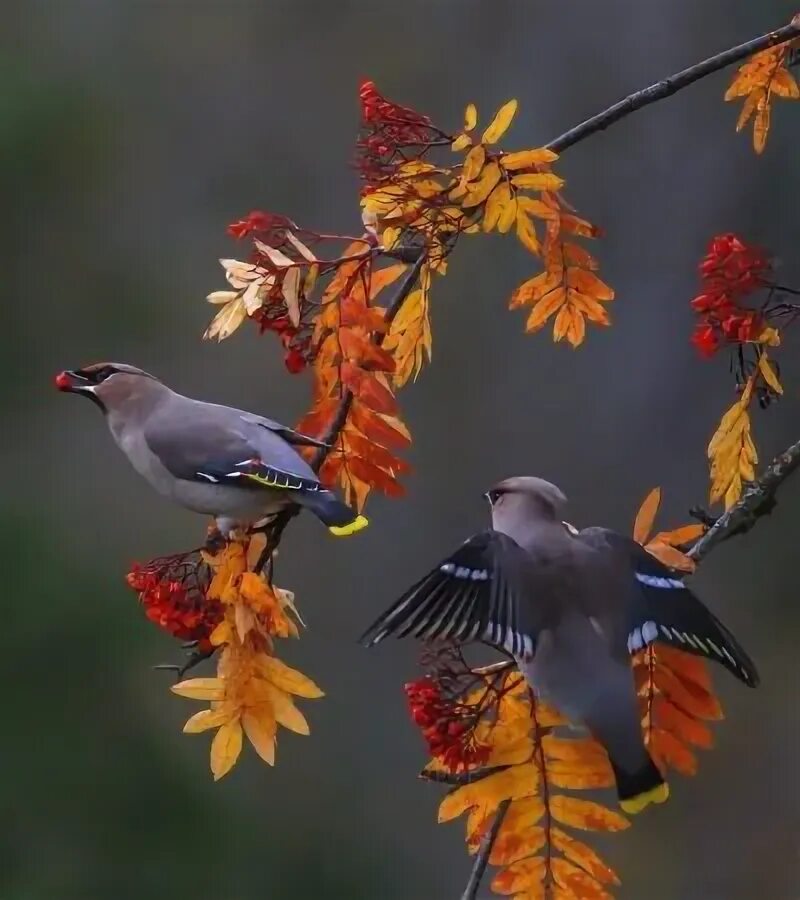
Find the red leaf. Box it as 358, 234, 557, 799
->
348, 456, 406, 497
341, 362, 397, 415
339, 328, 396, 372
350, 402, 412, 451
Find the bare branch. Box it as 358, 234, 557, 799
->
689, 436, 800, 563
547, 21, 800, 154
419, 765, 510, 786
461, 799, 510, 900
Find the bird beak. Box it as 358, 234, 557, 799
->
483, 491, 492, 506
55, 369, 93, 395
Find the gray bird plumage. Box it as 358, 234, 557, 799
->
361, 476, 758, 813
56, 362, 367, 537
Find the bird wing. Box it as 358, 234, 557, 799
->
578, 528, 759, 687
144, 403, 322, 493
360, 530, 536, 657
240, 411, 329, 449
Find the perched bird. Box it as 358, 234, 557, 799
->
55, 362, 367, 538
361, 476, 758, 814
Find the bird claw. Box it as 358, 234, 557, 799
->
153, 646, 216, 680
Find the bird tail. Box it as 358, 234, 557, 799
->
298, 490, 368, 537
610, 756, 669, 815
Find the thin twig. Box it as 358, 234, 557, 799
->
689, 436, 800, 562
419, 765, 510, 786
547, 21, 800, 153
461, 799, 510, 900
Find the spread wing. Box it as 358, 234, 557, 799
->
579, 527, 759, 687
144, 402, 322, 493
360, 530, 536, 657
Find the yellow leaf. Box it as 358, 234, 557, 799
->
260, 656, 324, 698
210, 718, 243, 780
511, 172, 565, 191
462, 144, 486, 183
633, 487, 661, 544
497, 194, 518, 234
171, 678, 226, 701
758, 325, 781, 347
451, 133, 472, 152
264, 683, 310, 735
242, 707, 277, 765
438, 763, 540, 823
483, 182, 512, 232
461, 161, 502, 207
758, 352, 783, 394
517, 196, 559, 220
501, 148, 559, 170
515, 209, 540, 255
549, 796, 630, 832
464, 102, 478, 131
209, 619, 231, 647
481, 98, 518, 145
183, 708, 230, 734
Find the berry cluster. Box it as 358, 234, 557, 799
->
127, 554, 221, 649
404, 675, 490, 772
690, 233, 770, 357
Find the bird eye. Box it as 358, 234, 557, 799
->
79, 366, 116, 384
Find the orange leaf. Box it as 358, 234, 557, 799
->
657, 645, 713, 691
643, 540, 696, 573
340, 295, 387, 332
650, 695, 713, 749
350, 402, 412, 450
347, 456, 405, 498
525, 287, 566, 333
633, 487, 661, 544
489, 825, 546, 866
551, 857, 613, 900
650, 523, 706, 547
549, 796, 629, 832
344, 428, 410, 474
551, 828, 620, 886
339, 328, 396, 372
649, 727, 698, 776
501, 147, 559, 170
491, 855, 546, 895
341, 363, 398, 415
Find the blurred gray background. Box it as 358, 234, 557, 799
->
4, 2, 800, 898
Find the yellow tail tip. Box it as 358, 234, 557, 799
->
329, 515, 369, 537
619, 782, 670, 815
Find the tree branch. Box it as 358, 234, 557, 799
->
461, 799, 510, 900
547, 21, 800, 153
689, 436, 800, 563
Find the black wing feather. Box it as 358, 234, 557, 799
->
580, 528, 759, 687
360, 530, 534, 656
